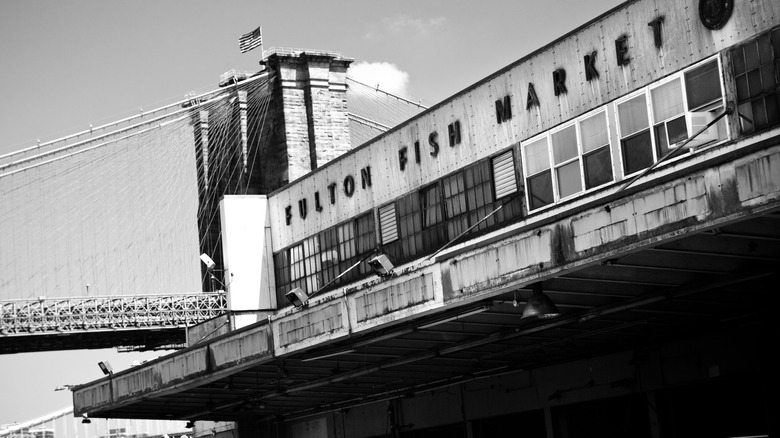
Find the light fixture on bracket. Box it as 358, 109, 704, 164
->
286, 250, 395, 308
81, 414, 91, 424
285, 287, 310, 308
367, 253, 395, 278
201, 253, 231, 291
520, 283, 560, 319
200, 253, 216, 271
98, 361, 113, 376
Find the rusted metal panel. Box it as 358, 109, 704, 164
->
111, 347, 209, 402
113, 365, 161, 400
210, 324, 272, 370
158, 346, 210, 385
73, 381, 111, 414
634, 176, 709, 232
444, 229, 553, 299
349, 268, 441, 332
572, 175, 709, 252
736, 148, 780, 205
572, 201, 637, 251
272, 297, 349, 355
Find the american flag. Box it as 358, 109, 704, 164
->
239, 26, 263, 53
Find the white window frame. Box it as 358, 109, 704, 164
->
521, 107, 615, 212
614, 54, 728, 178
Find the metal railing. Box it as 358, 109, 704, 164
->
0, 293, 227, 335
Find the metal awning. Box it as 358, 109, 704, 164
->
73, 209, 778, 423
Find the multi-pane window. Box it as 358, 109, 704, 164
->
443, 160, 500, 236
354, 212, 376, 277
443, 172, 468, 237
524, 136, 554, 210
651, 77, 687, 156
617, 94, 653, 175
381, 153, 522, 264
384, 192, 423, 263
523, 110, 614, 210
420, 183, 448, 249
301, 236, 321, 294
274, 212, 377, 303
421, 184, 443, 228
273, 242, 307, 305
615, 56, 726, 177
319, 228, 340, 286
731, 29, 780, 133
337, 221, 357, 281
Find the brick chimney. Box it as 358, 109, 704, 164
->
263, 49, 353, 185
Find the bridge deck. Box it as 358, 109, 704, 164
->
0, 292, 226, 353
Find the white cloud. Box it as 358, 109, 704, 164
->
349, 62, 411, 97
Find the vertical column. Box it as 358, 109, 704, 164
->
238, 90, 249, 174
264, 50, 354, 187
197, 110, 210, 187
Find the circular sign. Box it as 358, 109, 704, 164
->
699, 0, 734, 30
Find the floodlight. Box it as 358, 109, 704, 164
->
98, 361, 113, 376
367, 253, 394, 278
285, 287, 309, 308
200, 253, 216, 271
82, 414, 91, 424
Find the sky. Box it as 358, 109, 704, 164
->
0, 0, 625, 427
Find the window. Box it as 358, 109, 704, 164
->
618, 94, 653, 175
421, 184, 443, 228
523, 110, 613, 211
301, 236, 321, 294
273, 242, 307, 305
651, 77, 688, 156
319, 227, 340, 286
615, 56, 726, 176
524, 136, 554, 210
442, 160, 497, 237
731, 30, 780, 133
420, 183, 447, 249
274, 212, 377, 301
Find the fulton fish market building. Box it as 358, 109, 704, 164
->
74, 0, 780, 436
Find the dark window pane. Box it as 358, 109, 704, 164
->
584, 146, 613, 189
745, 41, 760, 70
752, 98, 768, 127
685, 60, 722, 109
747, 69, 763, 98
761, 64, 776, 93
622, 130, 653, 175
654, 123, 669, 156
421, 184, 442, 228
773, 29, 780, 54
766, 93, 779, 125
738, 102, 754, 132
667, 115, 688, 144
733, 47, 746, 75
527, 171, 553, 210
758, 34, 773, 64
736, 75, 750, 100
